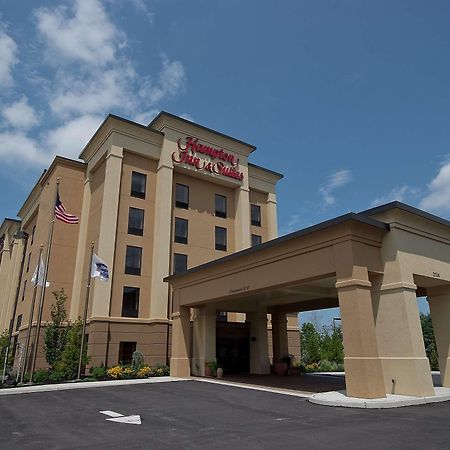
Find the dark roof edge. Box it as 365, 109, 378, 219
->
148, 111, 257, 151
360, 201, 450, 229
79, 113, 164, 159
5, 217, 21, 223
164, 212, 389, 282
248, 162, 284, 179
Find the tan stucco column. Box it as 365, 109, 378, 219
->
192, 305, 216, 376
271, 312, 288, 362
170, 305, 191, 377
372, 277, 434, 397
336, 277, 386, 399
91, 146, 123, 318
428, 286, 450, 387
0, 237, 13, 331
70, 176, 91, 321
247, 311, 270, 374
234, 186, 251, 250
150, 157, 173, 320
266, 192, 278, 240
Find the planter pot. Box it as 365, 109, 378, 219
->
274, 362, 288, 376
216, 368, 223, 379
204, 366, 212, 377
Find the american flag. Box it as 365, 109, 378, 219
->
55, 191, 79, 224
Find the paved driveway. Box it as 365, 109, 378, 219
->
1, 380, 449, 449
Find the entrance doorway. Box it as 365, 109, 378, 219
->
216, 322, 250, 374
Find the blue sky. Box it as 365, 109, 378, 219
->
1, 1, 449, 324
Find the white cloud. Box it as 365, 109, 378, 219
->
318, 169, 352, 206
0, 132, 48, 166
44, 114, 103, 159
133, 109, 159, 125
130, 0, 155, 23
34, 0, 123, 66
0, 30, 18, 87
2, 97, 40, 129
371, 185, 420, 207
419, 159, 450, 213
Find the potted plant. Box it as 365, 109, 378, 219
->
206, 360, 218, 377
273, 355, 291, 376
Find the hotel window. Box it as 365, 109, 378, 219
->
21, 280, 27, 301
251, 234, 262, 247
176, 184, 189, 209
122, 287, 139, 318
251, 204, 261, 227
173, 253, 187, 274
175, 218, 188, 244
125, 246, 142, 276
131, 172, 147, 199
31, 225, 36, 245
128, 207, 144, 236
216, 311, 227, 322
215, 194, 227, 218
26, 252, 32, 272
119, 342, 136, 365
16, 314, 22, 331
215, 226, 227, 251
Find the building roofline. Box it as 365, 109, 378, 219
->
248, 162, 284, 180
148, 111, 257, 152
360, 201, 450, 229
164, 211, 389, 282
79, 113, 164, 159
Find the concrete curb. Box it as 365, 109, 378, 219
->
0, 376, 187, 396
309, 387, 450, 409
191, 377, 312, 398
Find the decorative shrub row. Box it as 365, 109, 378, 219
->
105, 364, 170, 379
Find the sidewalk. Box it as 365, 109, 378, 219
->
0, 376, 186, 396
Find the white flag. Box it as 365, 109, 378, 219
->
91, 254, 109, 282
31, 256, 50, 287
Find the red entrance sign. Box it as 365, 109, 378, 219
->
172, 137, 244, 181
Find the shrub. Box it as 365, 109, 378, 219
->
137, 366, 153, 378
154, 364, 170, 377
122, 367, 135, 379
131, 351, 145, 372
33, 370, 50, 383
107, 366, 123, 379
90, 365, 107, 380
48, 370, 66, 383
59, 319, 89, 379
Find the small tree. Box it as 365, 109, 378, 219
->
0, 330, 10, 365
300, 322, 322, 364
420, 313, 439, 370
131, 351, 145, 372
58, 319, 89, 379
321, 325, 344, 364
44, 289, 69, 370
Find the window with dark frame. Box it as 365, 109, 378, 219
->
125, 246, 142, 275
26, 252, 32, 272
175, 184, 189, 209
215, 194, 227, 218
16, 314, 22, 331
128, 207, 144, 236
174, 217, 188, 244
122, 287, 139, 318
118, 341, 136, 365
251, 234, 262, 247
173, 253, 187, 274
251, 204, 261, 227
21, 280, 27, 301
31, 225, 36, 245
215, 226, 227, 251
131, 172, 147, 199
216, 311, 227, 322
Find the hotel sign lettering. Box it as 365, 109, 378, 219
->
172, 136, 244, 181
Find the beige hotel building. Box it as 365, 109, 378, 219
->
0, 112, 300, 373
2, 111, 450, 400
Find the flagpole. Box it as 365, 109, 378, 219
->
29, 178, 59, 382
20, 245, 44, 384
77, 242, 95, 380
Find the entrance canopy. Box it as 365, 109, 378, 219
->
165, 202, 450, 399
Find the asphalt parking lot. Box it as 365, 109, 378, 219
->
1, 380, 450, 449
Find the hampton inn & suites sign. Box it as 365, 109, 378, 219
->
172, 136, 244, 181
